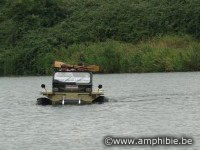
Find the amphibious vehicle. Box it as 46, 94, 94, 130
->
37, 62, 108, 105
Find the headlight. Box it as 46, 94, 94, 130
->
86, 88, 92, 92
53, 88, 58, 92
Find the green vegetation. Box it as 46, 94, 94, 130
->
0, 0, 200, 75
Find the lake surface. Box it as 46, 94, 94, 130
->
0, 72, 199, 150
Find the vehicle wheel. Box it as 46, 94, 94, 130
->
37, 97, 52, 105
93, 96, 109, 104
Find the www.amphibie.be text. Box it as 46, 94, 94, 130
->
104, 136, 193, 146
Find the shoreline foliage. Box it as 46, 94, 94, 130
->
0, 0, 200, 75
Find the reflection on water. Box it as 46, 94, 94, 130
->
0, 72, 199, 150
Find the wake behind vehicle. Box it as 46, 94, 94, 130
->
37, 62, 108, 105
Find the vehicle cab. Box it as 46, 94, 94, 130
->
53, 71, 93, 93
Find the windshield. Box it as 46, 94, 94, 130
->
54, 72, 91, 83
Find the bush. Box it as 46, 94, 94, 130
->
1, 0, 200, 75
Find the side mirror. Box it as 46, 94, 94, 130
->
41, 84, 46, 89
98, 84, 102, 89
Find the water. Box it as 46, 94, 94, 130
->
0, 72, 199, 150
